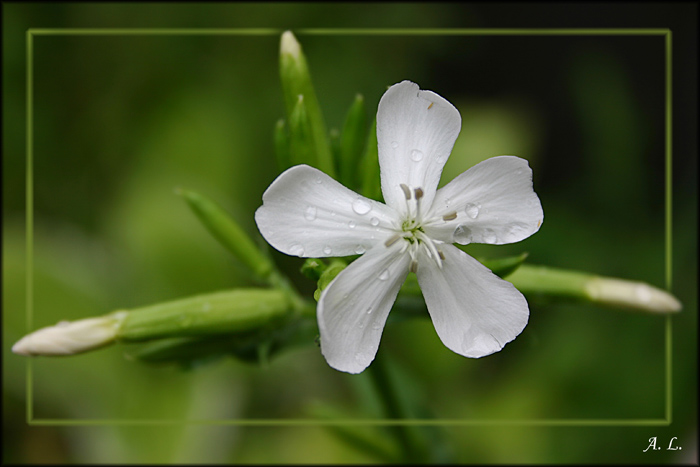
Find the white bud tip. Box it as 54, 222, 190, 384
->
587, 278, 682, 314
12, 313, 126, 356
280, 31, 301, 58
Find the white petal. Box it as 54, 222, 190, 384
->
425, 156, 543, 245
377, 81, 462, 215
318, 241, 410, 373
416, 244, 529, 358
255, 165, 399, 257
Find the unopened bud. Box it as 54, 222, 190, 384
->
12, 312, 127, 356
586, 278, 682, 314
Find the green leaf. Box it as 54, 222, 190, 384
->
279, 31, 335, 177
177, 188, 274, 281
359, 118, 381, 202
288, 94, 316, 167
339, 94, 367, 190
478, 252, 529, 278
273, 118, 290, 172
313, 259, 348, 301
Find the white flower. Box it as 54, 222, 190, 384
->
255, 80, 543, 373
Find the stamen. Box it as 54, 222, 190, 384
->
409, 260, 418, 273
414, 187, 424, 221
400, 184, 411, 200
428, 102, 434, 110
384, 234, 401, 247
438, 248, 445, 261
442, 211, 457, 221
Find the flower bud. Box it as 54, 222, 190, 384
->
12, 312, 127, 356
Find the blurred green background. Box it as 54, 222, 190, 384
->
3, 3, 697, 464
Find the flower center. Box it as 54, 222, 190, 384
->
384, 184, 445, 273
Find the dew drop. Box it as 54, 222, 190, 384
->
465, 203, 480, 219
348, 221, 356, 229
436, 155, 445, 164
323, 245, 333, 255
391, 141, 399, 149
378, 269, 390, 281
372, 323, 382, 330
314, 176, 323, 184
410, 149, 424, 162
358, 323, 365, 329
355, 245, 366, 254
304, 206, 317, 221
366, 307, 373, 315
352, 198, 372, 215
289, 243, 305, 256
370, 217, 380, 226
482, 229, 497, 244
453, 224, 472, 243
354, 352, 364, 361
330, 211, 336, 216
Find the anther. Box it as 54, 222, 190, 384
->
409, 260, 418, 273
414, 188, 424, 200
384, 234, 401, 247
442, 211, 457, 221
400, 184, 411, 200
438, 248, 445, 261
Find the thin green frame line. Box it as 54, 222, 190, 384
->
664, 30, 674, 425
27, 418, 670, 427
26, 27, 670, 36
24, 28, 673, 427
25, 29, 35, 425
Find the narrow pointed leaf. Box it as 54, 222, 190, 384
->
359, 118, 381, 201
274, 118, 290, 171
339, 94, 367, 189
177, 188, 275, 281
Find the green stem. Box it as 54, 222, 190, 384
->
366, 356, 428, 463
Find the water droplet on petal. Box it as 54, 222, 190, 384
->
323, 245, 333, 255
355, 245, 366, 254
289, 243, 305, 256
378, 269, 390, 281
304, 206, 317, 221
391, 141, 399, 149
370, 217, 379, 226
372, 323, 381, 330
482, 229, 497, 244
366, 307, 373, 315
314, 176, 323, 184
358, 323, 365, 329
465, 203, 480, 219
348, 221, 356, 229
436, 155, 445, 164
352, 198, 371, 215
453, 224, 472, 243
410, 149, 424, 161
